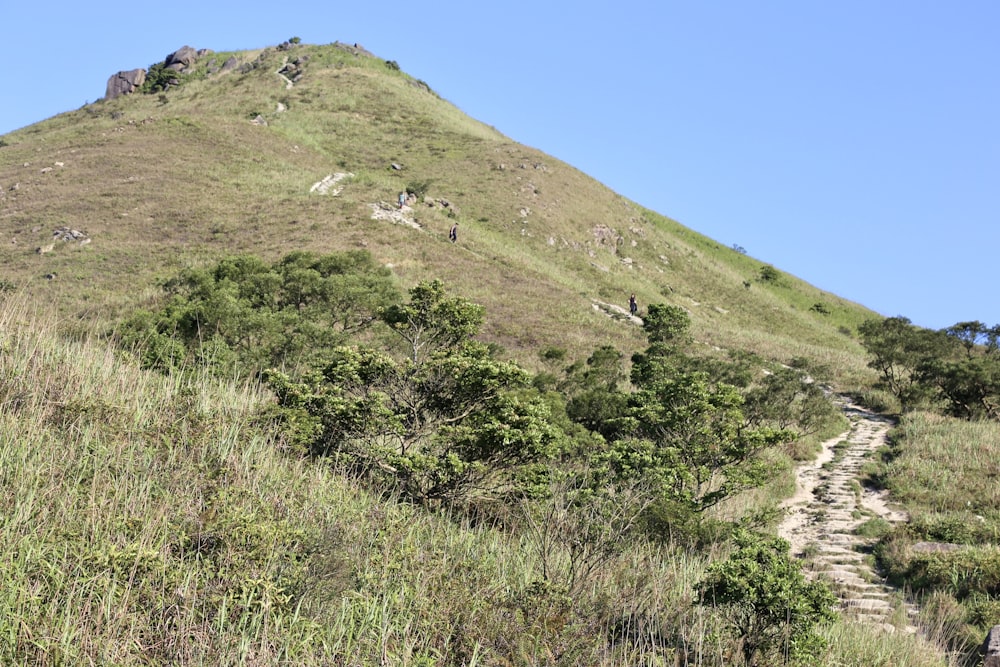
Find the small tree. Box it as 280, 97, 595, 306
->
858, 316, 948, 409
380, 279, 482, 363
141, 62, 184, 94
742, 366, 837, 436
616, 371, 792, 516
267, 280, 559, 505
563, 345, 629, 440
697, 530, 838, 665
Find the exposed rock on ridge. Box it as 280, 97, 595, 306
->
165, 45, 199, 71
104, 45, 210, 100
105, 69, 146, 100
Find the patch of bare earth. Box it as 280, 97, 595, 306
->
778, 399, 918, 633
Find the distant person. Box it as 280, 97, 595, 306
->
449, 223, 458, 243
398, 192, 406, 209
629, 293, 637, 317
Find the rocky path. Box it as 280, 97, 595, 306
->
778, 399, 917, 633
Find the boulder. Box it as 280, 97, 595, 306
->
912, 542, 964, 554
984, 625, 1000, 667
105, 69, 146, 99
165, 46, 198, 71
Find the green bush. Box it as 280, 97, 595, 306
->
904, 547, 1000, 598
964, 592, 1000, 630
119, 250, 399, 378
267, 280, 560, 506
810, 302, 831, 315
697, 530, 838, 665
854, 517, 893, 539
141, 62, 186, 94
910, 512, 1000, 546
405, 179, 433, 199
759, 264, 781, 284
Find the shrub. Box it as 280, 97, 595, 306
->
141, 62, 185, 94
697, 530, 838, 665
904, 547, 1000, 598
759, 264, 781, 283
266, 281, 560, 506
406, 179, 433, 199
910, 512, 999, 546
118, 250, 399, 378
855, 517, 893, 539
810, 302, 831, 315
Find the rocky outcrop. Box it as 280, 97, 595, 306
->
105, 69, 146, 100
983, 625, 1000, 667
165, 46, 199, 71
334, 41, 375, 58
278, 57, 307, 85
105, 45, 210, 100
52, 226, 89, 244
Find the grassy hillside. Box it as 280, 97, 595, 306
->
0, 295, 947, 666
0, 40, 875, 385
4, 39, 969, 665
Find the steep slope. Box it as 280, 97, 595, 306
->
0, 40, 876, 381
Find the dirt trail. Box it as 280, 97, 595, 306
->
778, 398, 917, 633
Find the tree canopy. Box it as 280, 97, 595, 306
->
119, 250, 399, 377
267, 280, 559, 505
859, 316, 1000, 419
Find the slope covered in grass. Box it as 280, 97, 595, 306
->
1, 38, 968, 665
0, 40, 875, 386
0, 295, 947, 666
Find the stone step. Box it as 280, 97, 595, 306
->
777, 401, 918, 636
843, 598, 894, 611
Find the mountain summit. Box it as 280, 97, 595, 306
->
0, 39, 872, 379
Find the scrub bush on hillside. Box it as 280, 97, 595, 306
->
119, 250, 399, 378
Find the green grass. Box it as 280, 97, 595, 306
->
864, 411, 1000, 661
880, 413, 1000, 521
0, 294, 954, 665
0, 39, 967, 665
0, 40, 878, 383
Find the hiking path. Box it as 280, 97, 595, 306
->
778, 398, 918, 633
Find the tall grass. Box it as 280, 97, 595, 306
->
883, 412, 1000, 516
819, 622, 954, 667
863, 411, 1000, 663
0, 295, 953, 665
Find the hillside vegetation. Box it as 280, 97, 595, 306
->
0, 294, 950, 666
0, 40, 875, 383
2, 39, 987, 666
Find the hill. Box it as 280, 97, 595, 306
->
2, 39, 981, 666
0, 40, 876, 385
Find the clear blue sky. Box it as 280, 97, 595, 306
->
3, 1, 997, 330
